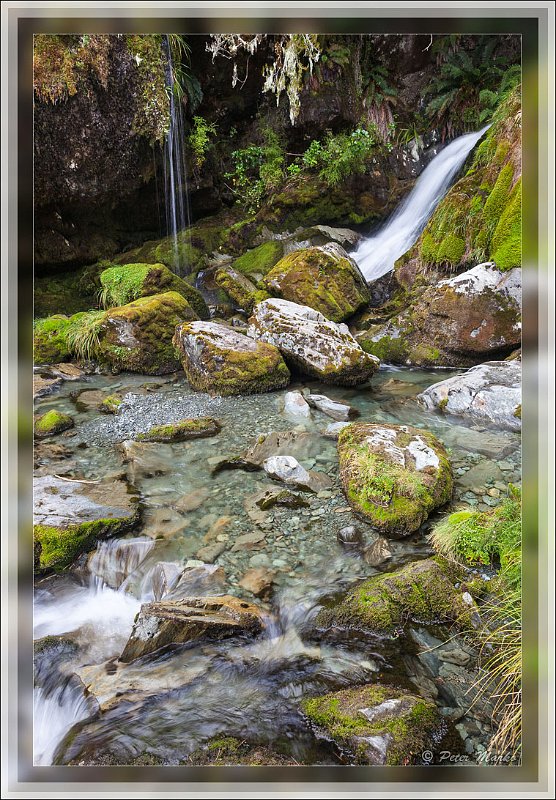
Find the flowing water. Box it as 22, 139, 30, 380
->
162, 35, 192, 275
353, 126, 490, 281
32, 367, 521, 765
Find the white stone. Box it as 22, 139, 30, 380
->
283, 390, 311, 418
408, 435, 440, 470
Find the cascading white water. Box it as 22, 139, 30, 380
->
34, 681, 95, 766
354, 125, 490, 281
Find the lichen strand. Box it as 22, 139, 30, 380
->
98, 291, 198, 375
263, 247, 370, 322
34, 409, 74, 438
33, 316, 72, 364
316, 558, 473, 635
124, 35, 170, 144
301, 684, 439, 765
337, 423, 452, 535
406, 85, 521, 273
100, 262, 209, 319
34, 513, 139, 571
136, 417, 221, 442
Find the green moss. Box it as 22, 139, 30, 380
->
483, 163, 515, 227
33, 316, 72, 364
263, 247, 369, 322
419, 233, 438, 264
100, 394, 122, 414
34, 409, 74, 438
136, 417, 221, 442
125, 35, 169, 144
214, 269, 262, 312
513, 403, 521, 419
301, 684, 439, 765
100, 262, 208, 319
357, 333, 409, 364
34, 513, 138, 571
232, 241, 284, 278
438, 397, 449, 412
316, 557, 471, 634
435, 234, 466, 267
491, 178, 521, 270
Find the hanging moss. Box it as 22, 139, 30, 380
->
491, 178, 521, 270
125, 35, 170, 144
482, 163, 515, 229
435, 234, 466, 266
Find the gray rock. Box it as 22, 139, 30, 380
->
418, 361, 521, 431
262, 455, 332, 493
283, 390, 312, 419
322, 421, 351, 439
306, 393, 360, 421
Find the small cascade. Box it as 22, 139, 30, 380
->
354, 125, 490, 281
88, 537, 156, 590
162, 35, 192, 276
34, 677, 97, 766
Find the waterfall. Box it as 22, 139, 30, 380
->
353, 125, 490, 281
162, 35, 192, 276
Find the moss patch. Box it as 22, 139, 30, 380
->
34, 409, 74, 438
232, 241, 284, 278
301, 684, 439, 765
214, 268, 268, 313
316, 557, 473, 634
100, 394, 122, 414
136, 417, 221, 442
34, 316, 72, 364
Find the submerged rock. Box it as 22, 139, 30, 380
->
248, 298, 379, 386
99, 262, 209, 319
98, 291, 198, 375
135, 417, 221, 442
316, 558, 478, 634
34, 409, 74, 438
165, 564, 226, 599
418, 360, 521, 431
306, 393, 359, 421
322, 421, 351, 439
263, 243, 370, 322
33, 475, 140, 572
118, 440, 172, 481
302, 684, 440, 765
254, 487, 310, 510
119, 595, 265, 662
337, 423, 452, 537
358, 264, 521, 367
173, 320, 290, 396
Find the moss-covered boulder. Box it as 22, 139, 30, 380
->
34, 316, 72, 365
248, 298, 379, 386
100, 394, 123, 414
136, 417, 221, 442
34, 409, 74, 438
301, 684, 440, 765
231, 240, 284, 279
264, 243, 370, 322
33, 475, 140, 572
173, 320, 290, 396
338, 423, 452, 536
358, 264, 521, 367
97, 291, 197, 375
100, 262, 209, 319
214, 267, 269, 313
316, 558, 476, 634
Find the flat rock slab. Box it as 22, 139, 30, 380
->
119, 595, 265, 662
418, 360, 521, 431
33, 475, 140, 571
306, 393, 359, 421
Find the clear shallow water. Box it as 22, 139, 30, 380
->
33, 366, 521, 765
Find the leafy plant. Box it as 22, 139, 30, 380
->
300, 127, 378, 187
224, 128, 286, 211
188, 116, 217, 169
65, 311, 105, 361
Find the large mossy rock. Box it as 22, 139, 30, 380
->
119, 595, 265, 662
263, 243, 370, 322
418, 360, 521, 431
34, 316, 72, 364
337, 423, 452, 536
34, 409, 74, 438
301, 684, 440, 765
97, 291, 198, 374
214, 267, 269, 312
100, 262, 209, 319
357, 264, 521, 367
316, 558, 476, 634
247, 299, 379, 386
33, 475, 140, 572
173, 320, 290, 396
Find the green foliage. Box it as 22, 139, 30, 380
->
435, 234, 466, 266
33, 34, 112, 104
125, 34, 170, 143
64, 310, 105, 361
99, 264, 151, 308
33, 316, 72, 364
188, 116, 217, 169
225, 128, 286, 212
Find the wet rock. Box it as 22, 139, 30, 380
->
238, 567, 276, 598
245, 430, 314, 464
98, 291, 198, 375
88, 537, 155, 589
99, 394, 123, 414
135, 416, 221, 442
119, 595, 265, 662
210, 456, 262, 476
195, 541, 228, 563
231, 531, 266, 552
33, 374, 63, 400
338, 423, 452, 537
141, 561, 183, 600
247, 298, 379, 386
359, 265, 521, 367
72, 389, 106, 412
263, 243, 371, 322
448, 426, 518, 459
263, 455, 332, 493
283, 390, 312, 419
203, 516, 232, 543
337, 525, 363, 545
173, 320, 290, 396
255, 488, 310, 510
306, 393, 360, 421
363, 536, 393, 566
418, 360, 521, 431
302, 684, 440, 765
34, 409, 74, 438
175, 487, 210, 513
214, 266, 267, 313
118, 439, 171, 481
142, 507, 187, 539
33, 475, 140, 572
166, 564, 226, 599
316, 559, 478, 634
322, 421, 351, 439
50, 363, 86, 380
